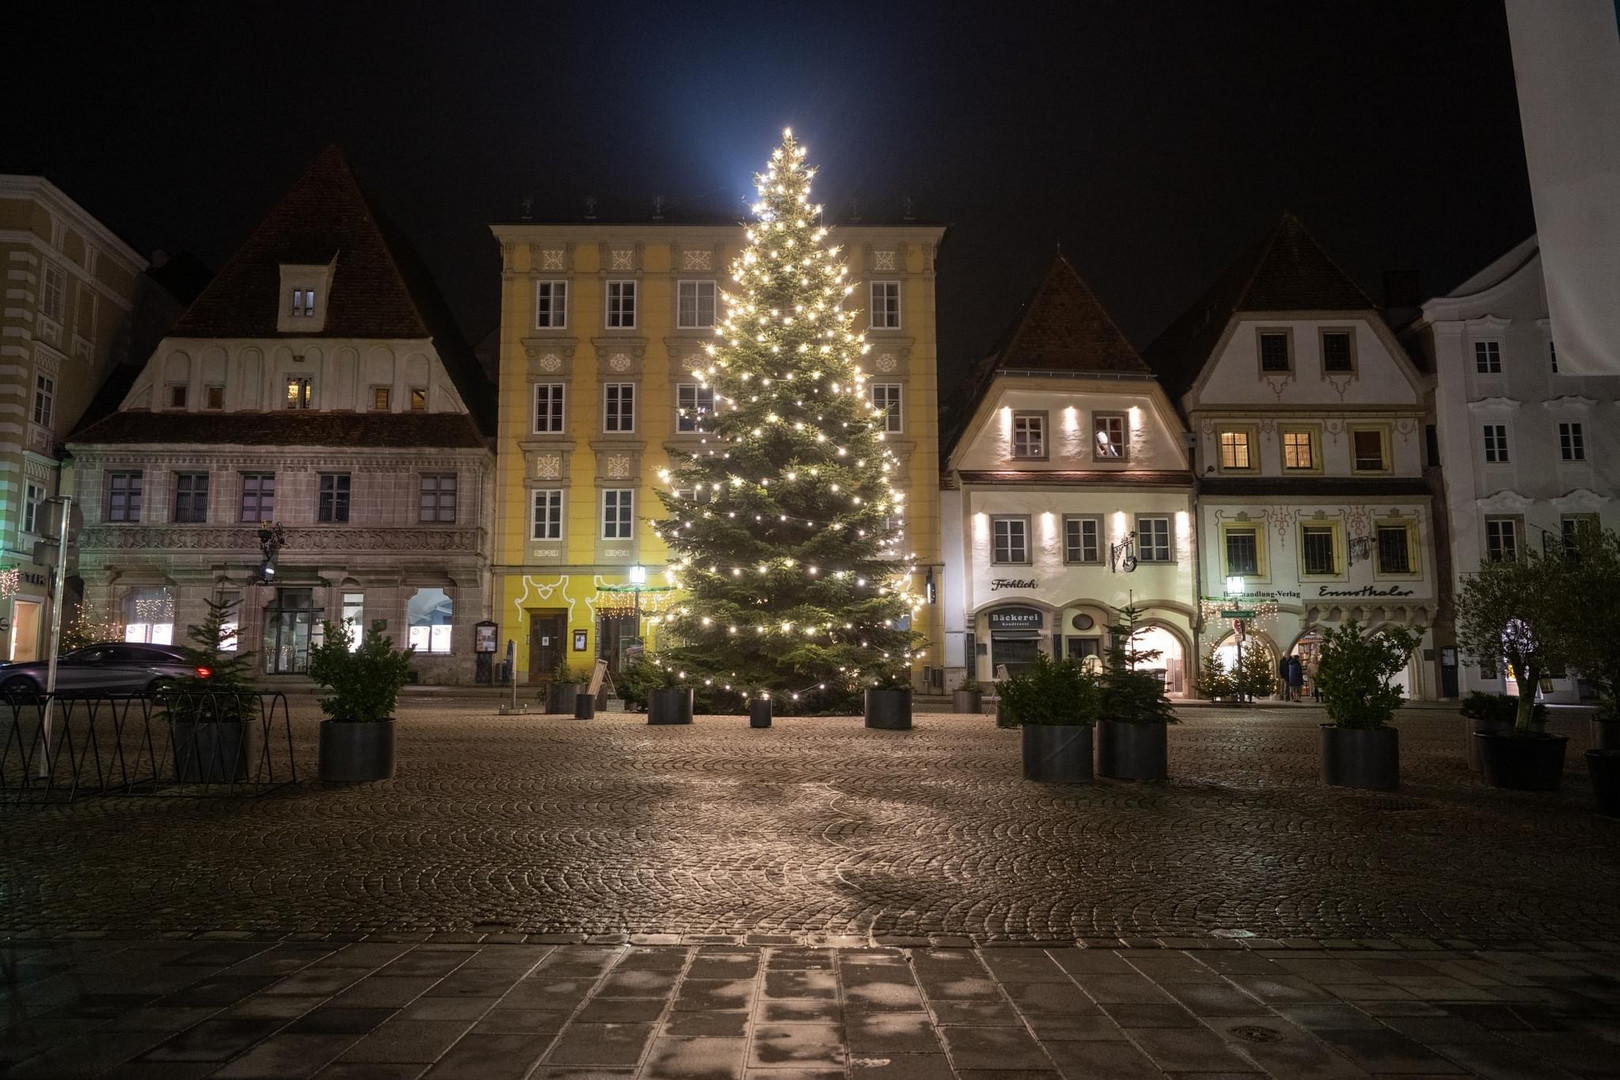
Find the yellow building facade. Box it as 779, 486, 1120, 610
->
489, 222, 947, 689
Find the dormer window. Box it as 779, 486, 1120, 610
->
277, 260, 335, 332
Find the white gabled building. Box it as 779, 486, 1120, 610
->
1405, 235, 1620, 702
1146, 214, 1443, 698
941, 254, 1197, 693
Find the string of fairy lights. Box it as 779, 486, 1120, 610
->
646, 130, 924, 701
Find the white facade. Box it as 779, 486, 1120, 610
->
1413, 236, 1620, 701
1185, 310, 1440, 696
944, 374, 1196, 692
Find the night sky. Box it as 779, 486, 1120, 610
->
11, 2, 1532, 396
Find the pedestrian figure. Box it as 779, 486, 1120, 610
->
1287, 654, 1304, 702
1276, 653, 1290, 700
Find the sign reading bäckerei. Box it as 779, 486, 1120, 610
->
985, 607, 1044, 631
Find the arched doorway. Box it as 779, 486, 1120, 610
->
1129, 623, 1188, 695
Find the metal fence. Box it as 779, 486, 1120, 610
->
0, 690, 295, 805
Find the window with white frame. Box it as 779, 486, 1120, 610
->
602, 489, 633, 539
1011, 412, 1046, 459
604, 383, 635, 432
1093, 413, 1126, 459
290, 287, 317, 318
41, 263, 66, 322
533, 382, 565, 433
1484, 516, 1518, 561
870, 383, 902, 433
674, 485, 714, 504
1474, 340, 1502, 373
677, 280, 716, 328
419, 473, 457, 523
1559, 422, 1586, 461
341, 592, 364, 652
534, 280, 567, 328
406, 587, 453, 654
869, 281, 900, 329
1063, 516, 1102, 564
107, 472, 142, 522
33, 374, 54, 427
1482, 424, 1509, 463
606, 280, 636, 328
531, 488, 563, 540
676, 383, 714, 432
23, 483, 45, 535
991, 516, 1029, 564
1136, 516, 1172, 562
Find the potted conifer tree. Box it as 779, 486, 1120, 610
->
865, 668, 914, 730
999, 652, 1099, 782
1551, 525, 1620, 810
1454, 549, 1571, 790
308, 619, 413, 782
953, 674, 983, 714
167, 595, 255, 784
1096, 604, 1176, 780
547, 661, 592, 714
638, 656, 694, 725
1314, 621, 1420, 790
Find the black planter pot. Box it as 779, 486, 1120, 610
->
1465, 716, 1514, 771
1476, 732, 1568, 791
318, 719, 396, 783
953, 689, 983, 714
574, 693, 595, 720
548, 682, 587, 713
749, 699, 772, 728
1592, 718, 1620, 752
1096, 719, 1168, 780
1587, 750, 1620, 816
864, 689, 912, 730
171, 719, 252, 784
1022, 724, 1093, 783
1320, 724, 1400, 790
648, 688, 694, 725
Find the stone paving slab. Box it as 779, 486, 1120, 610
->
3, 941, 1619, 1078
1, 707, 1616, 945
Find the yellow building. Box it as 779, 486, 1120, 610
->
488, 219, 947, 689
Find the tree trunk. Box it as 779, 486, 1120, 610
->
1514, 665, 1540, 736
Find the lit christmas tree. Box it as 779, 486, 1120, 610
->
651, 129, 920, 711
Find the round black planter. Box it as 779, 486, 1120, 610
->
1587, 750, 1620, 816
864, 689, 912, 730
1464, 716, 1514, 772
548, 682, 587, 714
1320, 724, 1400, 790
318, 719, 396, 783
574, 693, 595, 720
1476, 732, 1568, 791
953, 690, 983, 715
172, 719, 252, 784
1022, 724, 1092, 783
648, 687, 694, 725
749, 699, 772, 728
1096, 719, 1168, 780
1592, 718, 1620, 752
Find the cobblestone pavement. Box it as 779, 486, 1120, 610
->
4, 938, 1620, 1078
1, 705, 1617, 943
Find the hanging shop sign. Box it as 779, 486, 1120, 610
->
1316, 585, 1417, 598
989, 577, 1037, 592
986, 607, 1044, 631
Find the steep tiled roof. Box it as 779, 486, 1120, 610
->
942, 253, 1148, 457
69, 410, 485, 449
1143, 213, 1377, 406
163, 145, 494, 434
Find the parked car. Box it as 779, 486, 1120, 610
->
0, 643, 206, 700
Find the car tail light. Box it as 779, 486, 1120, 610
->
195, 666, 212, 678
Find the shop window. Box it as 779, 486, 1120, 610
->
123, 587, 175, 645
407, 587, 453, 654
341, 592, 364, 652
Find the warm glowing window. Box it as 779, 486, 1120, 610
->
1218, 430, 1251, 470
285, 377, 312, 409
1282, 428, 1315, 470
372, 386, 391, 411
